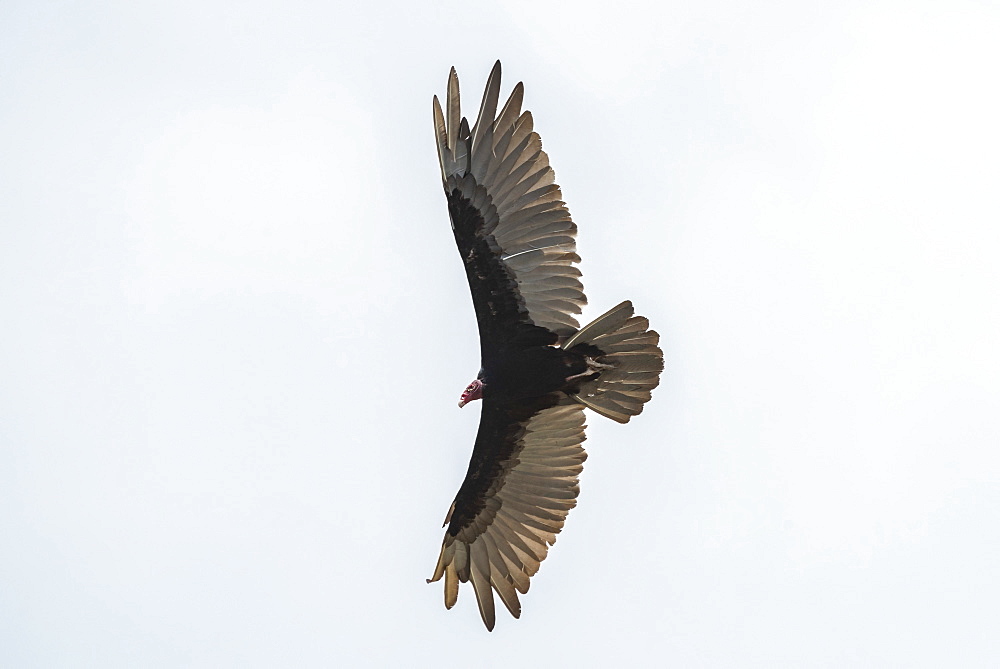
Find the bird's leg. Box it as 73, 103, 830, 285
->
564, 356, 614, 383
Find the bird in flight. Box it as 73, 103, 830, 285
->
427, 61, 663, 630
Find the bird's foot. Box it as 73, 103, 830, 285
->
564, 356, 614, 383
585, 356, 614, 371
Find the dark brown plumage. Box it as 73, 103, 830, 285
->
428, 61, 664, 630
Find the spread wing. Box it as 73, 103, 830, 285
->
433, 61, 586, 358
427, 395, 588, 630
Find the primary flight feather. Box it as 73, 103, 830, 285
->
428, 61, 664, 631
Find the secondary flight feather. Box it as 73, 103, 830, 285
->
428, 61, 664, 630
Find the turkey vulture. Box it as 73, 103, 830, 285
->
427, 61, 663, 630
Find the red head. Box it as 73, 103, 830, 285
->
458, 379, 484, 407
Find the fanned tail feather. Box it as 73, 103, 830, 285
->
563, 301, 663, 423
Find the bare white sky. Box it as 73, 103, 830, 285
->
2, 1, 999, 666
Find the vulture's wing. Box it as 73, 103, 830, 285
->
433, 61, 586, 358
427, 394, 587, 630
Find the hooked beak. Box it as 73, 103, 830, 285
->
458, 379, 483, 408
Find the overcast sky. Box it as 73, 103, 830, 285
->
3, 1, 999, 666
